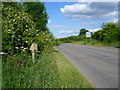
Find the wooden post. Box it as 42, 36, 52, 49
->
32, 51, 35, 63
30, 42, 38, 63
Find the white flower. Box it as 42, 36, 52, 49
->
8, 29, 11, 31
21, 46, 24, 49
37, 34, 39, 36
24, 48, 27, 50
0, 52, 6, 55
23, 49, 25, 52
25, 41, 28, 43
26, 29, 28, 31
13, 19, 15, 22
15, 47, 19, 49
15, 14, 17, 16
12, 35, 15, 37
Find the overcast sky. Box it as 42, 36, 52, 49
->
45, 2, 118, 38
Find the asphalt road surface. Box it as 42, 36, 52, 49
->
56, 44, 118, 88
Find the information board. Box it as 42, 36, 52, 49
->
86, 32, 91, 38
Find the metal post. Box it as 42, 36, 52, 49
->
86, 37, 87, 45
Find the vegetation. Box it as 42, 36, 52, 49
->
59, 22, 120, 47
92, 23, 120, 43
2, 2, 59, 88
22, 2, 49, 31
2, 2, 90, 88
78, 28, 89, 36
2, 49, 93, 88
2, 52, 59, 88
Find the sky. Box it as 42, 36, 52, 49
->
44, 2, 118, 38
15, 0, 118, 38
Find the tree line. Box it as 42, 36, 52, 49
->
59, 22, 120, 45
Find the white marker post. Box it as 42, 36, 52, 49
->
30, 42, 38, 63
86, 32, 91, 44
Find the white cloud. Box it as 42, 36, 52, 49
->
48, 19, 51, 23
59, 28, 100, 35
108, 18, 118, 23
105, 11, 118, 17
60, 2, 118, 20
60, 30, 79, 34
89, 28, 101, 32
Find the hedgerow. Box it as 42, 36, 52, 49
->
2, 2, 58, 56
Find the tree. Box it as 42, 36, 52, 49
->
78, 28, 89, 36
92, 22, 120, 42
22, 2, 49, 31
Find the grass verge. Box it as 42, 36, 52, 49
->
2, 53, 59, 88
64, 39, 119, 47
2, 49, 93, 88
52, 49, 93, 88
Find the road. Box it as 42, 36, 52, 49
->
56, 44, 118, 88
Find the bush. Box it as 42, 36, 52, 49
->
2, 2, 36, 55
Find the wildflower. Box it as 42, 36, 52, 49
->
21, 46, 24, 49
12, 35, 15, 37
15, 47, 19, 49
8, 29, 11, 31
15, 14, 17, 16
25, 41, 28, 43
24, 48, 27, 50
13, 19, 15, 22
0, 52, 5, 55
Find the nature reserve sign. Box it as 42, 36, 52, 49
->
86, 32, 91, 38
30, 43, 38, 63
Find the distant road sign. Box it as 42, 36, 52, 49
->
86, 32, 91, 38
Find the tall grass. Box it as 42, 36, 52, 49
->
2, 52, 59, 88
2, 49, 93, 88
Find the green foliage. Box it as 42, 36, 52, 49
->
2, 2, 37, 55
92, 23, 120, 43
22, 2, 49, 31
59, 35, 85, 43
79, 28, 89, 36
2, 53, 59, 88
2, 2, 58, 55
60, 22, 119, 47
54, 39, 61, 46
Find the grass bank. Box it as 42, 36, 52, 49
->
53, 49, 93, 88
59, 35, 119, 47
2, 52, 59, 88
2, 49, 93, 88
63, 39, 119, 47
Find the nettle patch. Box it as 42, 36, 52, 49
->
2, 2, 55, 55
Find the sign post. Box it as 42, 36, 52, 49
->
86, 32, 91, 44
30, 42, 38, 63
